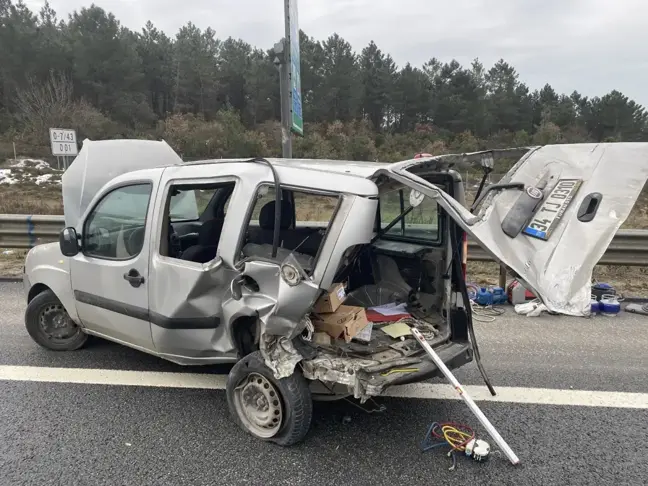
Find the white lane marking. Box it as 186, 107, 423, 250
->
382, 383, 648, 409
1, 365, 647, 409
0, 365, 227, 390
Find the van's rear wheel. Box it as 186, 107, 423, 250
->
226, 351, 312, 446
25, 290, 88, 351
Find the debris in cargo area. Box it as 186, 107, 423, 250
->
313, 282, 347, 313
366, 302, 411, 322
305, 290, 442, 400
380, 321, 413, 338
311, 305, 371, 343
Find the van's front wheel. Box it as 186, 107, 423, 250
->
226, 351, 312, 446
25, 289, 88, 351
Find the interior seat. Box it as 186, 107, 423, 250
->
243, 199, 318, 269
247, 199, 324, 256
247, 200, 294, 246
180, 217, 224, 263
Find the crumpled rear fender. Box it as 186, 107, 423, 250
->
221, 257, 319, 378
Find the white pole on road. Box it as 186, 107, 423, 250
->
411, 327, 521, 465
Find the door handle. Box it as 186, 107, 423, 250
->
123, 269, 145, 288
577, 192, 603, 222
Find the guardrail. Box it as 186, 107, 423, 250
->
466, 229, 648, 266
1, 214, 647, 266
0, 214, 65, 249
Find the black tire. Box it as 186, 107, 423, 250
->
25, 289, 88, 351
226, 351, 312, 446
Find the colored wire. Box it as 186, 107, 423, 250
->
421, 422, 475, 453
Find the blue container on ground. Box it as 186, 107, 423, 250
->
491, 287, 507, 305
590, 295, 600, 315
599, 294, 621, 316
476, 287, 494, 306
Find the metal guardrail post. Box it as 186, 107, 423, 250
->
498, 265, 507, 288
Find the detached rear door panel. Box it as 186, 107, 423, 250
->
388, 143, 648, 315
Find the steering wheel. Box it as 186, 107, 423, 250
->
126, 227, 146, 256
86, 227, 112, 254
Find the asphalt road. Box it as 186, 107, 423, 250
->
1, 281, 647, 485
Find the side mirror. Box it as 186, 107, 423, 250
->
59, 227, 80, 257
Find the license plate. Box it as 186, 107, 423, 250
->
523, 178, 582, 241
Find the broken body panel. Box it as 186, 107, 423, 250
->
388, 143, 648, 316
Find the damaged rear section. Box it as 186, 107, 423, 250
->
227, 143, 648, 402
228, 164, 474, 402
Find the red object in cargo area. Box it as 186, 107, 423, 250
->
365, 309, 411, 322
365, 303, 412, 323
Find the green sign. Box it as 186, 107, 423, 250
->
287, 0, 303, 135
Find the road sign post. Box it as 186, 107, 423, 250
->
278, 43, 292, 159
272, 0, 303, 159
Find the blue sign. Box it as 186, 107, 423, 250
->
287, 0, 303, 135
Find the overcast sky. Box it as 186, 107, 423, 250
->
24, 0, 648, 108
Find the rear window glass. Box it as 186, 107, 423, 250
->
378, 187, 441, 243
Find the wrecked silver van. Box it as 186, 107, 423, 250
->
22, 140, 648, 445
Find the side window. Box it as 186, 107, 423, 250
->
168, 188, 219, 222
379, 187, 440, 243
241, 184, 340, 270
83, 183, 152, 259
161, 182, 235, 261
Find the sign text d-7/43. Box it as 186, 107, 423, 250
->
49, 128, 78, 156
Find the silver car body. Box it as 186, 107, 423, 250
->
24, 140, 648, 399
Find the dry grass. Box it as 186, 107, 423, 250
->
0, 249, 27, 277
0, 159, 64, 214
0, 185, 63, 214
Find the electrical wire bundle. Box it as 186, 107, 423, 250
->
420, 422, 475, 469
470, 301, 506, 322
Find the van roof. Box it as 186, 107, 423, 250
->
183, 157, 387, 178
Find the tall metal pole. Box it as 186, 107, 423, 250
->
273, 0, 301, 158
279, 41, 292, 159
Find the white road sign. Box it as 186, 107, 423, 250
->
49, 128, 78, 156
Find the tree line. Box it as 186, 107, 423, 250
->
1, 0, 647, 163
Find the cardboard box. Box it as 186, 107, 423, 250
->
313, 305, 371, 343
313, 282, 346, 314
353, 321, 373, 343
